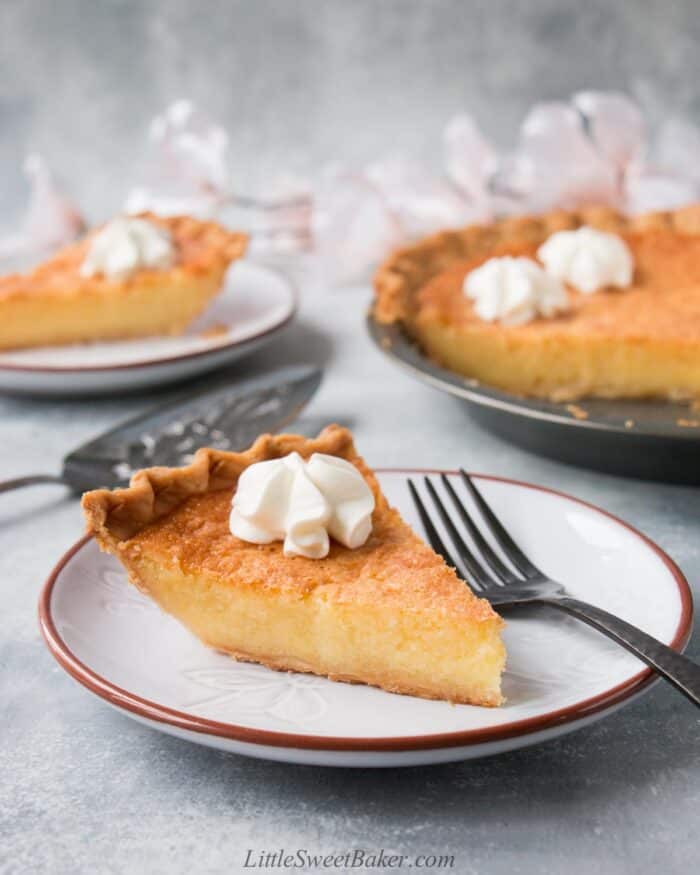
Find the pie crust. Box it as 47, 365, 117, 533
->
374, 206, 700, 401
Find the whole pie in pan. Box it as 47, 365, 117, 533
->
0, 213, 247, 350
82, 425, 506, 707
373, 206, 700, 402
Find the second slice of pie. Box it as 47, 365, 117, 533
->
0, 213, 247, 350
82, 425, 506, 706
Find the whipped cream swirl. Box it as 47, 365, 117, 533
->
464, 256, 569, 326
81, 216, 175, 281
230, 452, 375, 559
537, 226, 633, 294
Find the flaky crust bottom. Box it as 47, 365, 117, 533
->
203, 643, 503, 707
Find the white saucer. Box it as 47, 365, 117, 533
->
40, 470, 692, 767
0, 261, 295, 396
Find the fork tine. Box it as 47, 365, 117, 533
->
407, 479, 463, 582
423, 477, 501, 591
459, 470, 543, 579
440, 474, 518, 584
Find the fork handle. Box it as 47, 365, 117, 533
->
0, 474, 66, 494
541, 596, 699, 706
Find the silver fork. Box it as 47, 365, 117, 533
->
408, 471, 700, 707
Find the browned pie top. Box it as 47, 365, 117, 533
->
418, 232, 700, 342
129, 487, 500, 621
374, 205, 700, 343
82, 425, 500, 624
0, 213, 248, 301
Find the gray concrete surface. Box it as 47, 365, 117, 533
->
1, 2, 699, 874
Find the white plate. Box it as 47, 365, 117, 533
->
0, 261, 295, 396
40, 471, 692, 767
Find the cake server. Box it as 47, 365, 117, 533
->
0, 364, 322, 495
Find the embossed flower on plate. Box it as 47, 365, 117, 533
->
97, 565, 156, 616
182, 665, 328, 726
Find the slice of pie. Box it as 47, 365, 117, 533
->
0, 213, 247, 350
82, 425, 506, 706
374, 206, 700, 401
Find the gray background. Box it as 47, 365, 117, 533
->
1, 2, 699, 874
3, 0, 700, 218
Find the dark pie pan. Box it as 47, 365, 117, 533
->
367, 313, 700, 485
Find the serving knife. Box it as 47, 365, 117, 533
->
0, 364, 322, 495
